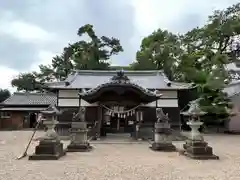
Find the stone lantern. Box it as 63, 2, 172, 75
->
180, 99, 219, 160
67, 106, 92, 152
29, 105, 66, 160
150, 108, 176, 151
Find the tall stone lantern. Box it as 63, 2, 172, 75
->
150, 108, 176, 151
67, 106, 92, 152
180, 99, 219, 160
29, 105, 66, 160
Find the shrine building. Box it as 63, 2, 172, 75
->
2, 68, 240, 135
0, 70, 195, 138
44, 70, 193, 138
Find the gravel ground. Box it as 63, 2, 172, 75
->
0, 131, 240, 180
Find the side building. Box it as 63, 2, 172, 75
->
224, 62, 240, 133
0, 92, 56, 129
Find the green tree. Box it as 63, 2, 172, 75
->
11, 24, 124, 91
11, 72, 43, 92
130, 29, 181, 80
129, 51, 156, 70
38, 46, 74, 82
0, 89, 11, 102
71, 24, 123, 70
179, 3, 240, 119
132, 3, 240, 122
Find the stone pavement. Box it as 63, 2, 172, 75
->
0, 131, 240, 180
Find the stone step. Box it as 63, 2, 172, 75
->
91, 141, 146, 144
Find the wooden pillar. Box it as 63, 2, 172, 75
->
117, 118, 120, 131
96, 106, 102, 139
135, 111, 140, 140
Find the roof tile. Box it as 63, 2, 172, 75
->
2, 92, 56, 105
46, 70, 193, 90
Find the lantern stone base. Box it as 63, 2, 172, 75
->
150, 142, 176, 152
67, 142, 92, 152
29, 140, 66, 160
151, 122, 175, 152
181, 140, 219, 160
67, 122, 93, 152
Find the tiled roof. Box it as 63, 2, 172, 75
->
80, 75, 162, 103
0, 107, 46, 111
45, 70, 193, 90
229, 92, 240, 103
224, 82, 240, 97
2, 92, 57, 106
226, 62, 240, 71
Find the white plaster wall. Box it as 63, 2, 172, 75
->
58, 99, 98, 107
58, 89, 79, 98
143, 99, 178, 107
228, 106, 240, 132
224, 85, 240, 96
157, 90, 177, 99
58, 99, 79, 107
58, 90, 98, 107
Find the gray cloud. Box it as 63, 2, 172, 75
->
173, 13, 203, 34
0, 0, 136, 71
0, 35, 39, 70
1, 0, 237, 72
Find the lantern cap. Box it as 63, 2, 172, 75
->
41, 104, 62, 115
181, 98, 206, 116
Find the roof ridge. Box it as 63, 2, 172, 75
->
64, 71, 79, 86
229, 92, 240, 98
13, 92, 55, 96
45, 70, 193, 90
73, 70, 164, 74
2, 94, 13, 104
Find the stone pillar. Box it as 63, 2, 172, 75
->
151, 121, 176, 151
67, 107, 92, 152
98, 106, 103, 139
67, 121, 92, 152
181, 121, 219, 160
29, 115, 66, 160
135, 123, 140, 140
135, 111, 143, 140
150, 108, 175, 151
94, 106, 102, 140
91, 120, 98, 140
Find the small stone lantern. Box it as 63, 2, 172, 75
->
150, 108, 176, 151
29, 105, 66, 160
180, 99, 219, 160
67, 106, 92, 152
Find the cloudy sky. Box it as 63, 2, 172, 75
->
0, 0, 239, 92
